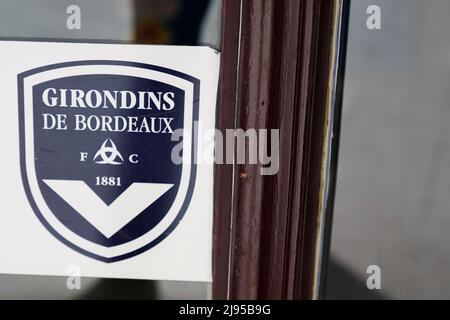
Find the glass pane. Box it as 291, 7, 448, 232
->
0, 0, 222, 48
327, 0, 450, 299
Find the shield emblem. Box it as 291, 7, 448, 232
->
18, 61, 199, 262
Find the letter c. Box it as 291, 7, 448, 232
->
129, 154, 139, 164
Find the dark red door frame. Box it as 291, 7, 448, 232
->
213, 0, 349, 299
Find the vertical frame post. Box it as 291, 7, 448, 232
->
213, 0, 349, 300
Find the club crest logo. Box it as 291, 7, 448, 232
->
18, 61, 199, 262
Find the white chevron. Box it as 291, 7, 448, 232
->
43, 180, 174, 238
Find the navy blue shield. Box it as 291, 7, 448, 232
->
18, 61, 199, 262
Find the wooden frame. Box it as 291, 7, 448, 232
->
213, 0, 349, 299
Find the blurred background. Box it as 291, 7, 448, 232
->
0, 0, 221, 48
326, 0, 450, 299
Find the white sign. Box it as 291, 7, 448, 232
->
0, 41, 219, 282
